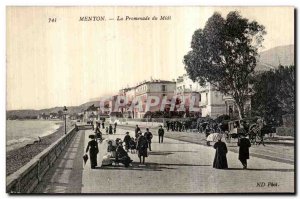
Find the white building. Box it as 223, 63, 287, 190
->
176, 74, 239, 118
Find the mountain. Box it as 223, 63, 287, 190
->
6, 101, 101, 119
256, 44, 294, 71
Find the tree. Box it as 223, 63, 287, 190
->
251, 69, 283, 124
183, 11, 266, 119
57, 110, 63, 119
251, 65, 295, 125
276, 65, 295, 114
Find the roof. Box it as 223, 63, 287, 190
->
135, 80, 176, 87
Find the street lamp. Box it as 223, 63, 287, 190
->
63, 106, 68, 134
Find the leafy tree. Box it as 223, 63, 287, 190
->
252, 65, 295, 125
251, 70, 283, 124
276, 65, 295, 114
57, 110, 63, 119
183, 11, 266, 119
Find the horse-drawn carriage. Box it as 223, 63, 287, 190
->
223, 117, 274, 144
205, 116, 274, 145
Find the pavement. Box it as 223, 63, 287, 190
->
117, 124, 295, 165
33, 125, 295, 193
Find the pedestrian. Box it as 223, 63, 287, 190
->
166, 121, 170, 131
102, 120, 105, 129
178, 121, 182, 132
238, 134, 251, 169
114, 122, 117, 129
85, 135, 99, 169
144, 128, 153, 151
257, 129, 265, 146
136, 132, 148, 164
171, 121, 175, 131
135, 125, 141, 138
158, 125, 165, 143
91, 120, 94, 130
109, 124, 113, 134
123, 132, 131, 152
213, 137, 228, 169
114, 127, 116, 134
94, 125, 102, 142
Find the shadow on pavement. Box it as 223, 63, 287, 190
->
149, 150, 199, 153
226, 168, 294, 172
95, 162, 211, 172
148, 151, 174, 156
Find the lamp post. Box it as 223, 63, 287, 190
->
63, 106, 68, 135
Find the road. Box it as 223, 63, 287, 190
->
34, 126, 295, 193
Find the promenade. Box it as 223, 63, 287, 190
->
33, 125, 294, 193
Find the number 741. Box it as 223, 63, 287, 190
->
48, 18, 57, 23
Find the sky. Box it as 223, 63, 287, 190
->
6, 6, 294, 110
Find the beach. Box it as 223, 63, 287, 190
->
6, 121, 74, 176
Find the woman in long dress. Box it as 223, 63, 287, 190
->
136, 132, 148, 164
85, 135, 99, 169
213, 138, 228, 169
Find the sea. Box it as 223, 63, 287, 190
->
6, 120, 62, 152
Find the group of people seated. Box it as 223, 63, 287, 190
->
85, 125, 155, 168
102, 138, 133, 167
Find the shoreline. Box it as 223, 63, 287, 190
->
6, 122, 73, 176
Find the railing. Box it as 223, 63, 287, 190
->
6, 125, 90, 194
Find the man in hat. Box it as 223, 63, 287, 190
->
158, 125, 165, 143
123, 132, 131, 152
144, 128, 153, 151
135, 125, 141, 138
85, 134, 99, 169
238, 134, 251, 169
136, 132, 148, 164
109, 124, 113, 134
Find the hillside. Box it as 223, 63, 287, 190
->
7, 101, 101, 119
256, 44, 294, 71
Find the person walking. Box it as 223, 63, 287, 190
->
257, 118, 265, 146
166, 121, 170, 132
85, 135, 99, 169
257, 129, 265, 146
91, 120, 94, 130
108, 124, 113, 134
136, 132, 148, 164
94, 125, 102, 142
123, 132, 131, 152
158, 125, 165, 143
144, 128, 153, 151
101, 121, 105, 129
238, 134, 251, 169
135, 125, 141, 138
213, 137, 228, 169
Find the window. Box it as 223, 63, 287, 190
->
162, 85, 166, 92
